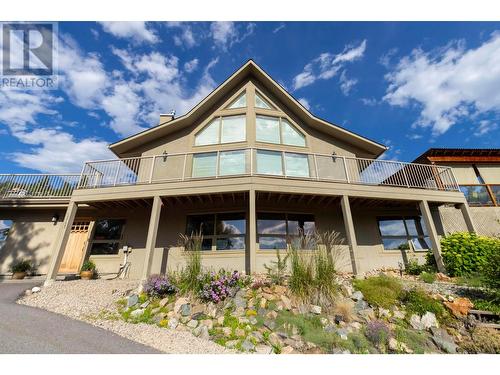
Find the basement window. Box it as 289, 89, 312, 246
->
0, 220, 12, 250
90, 219, 125, 255
377, 216, 430, 252
257, 213, 315, 250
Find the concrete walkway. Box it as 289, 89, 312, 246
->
0, 281, 160, 353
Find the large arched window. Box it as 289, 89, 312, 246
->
255, 115, 306, 147
195, 115, 246, 146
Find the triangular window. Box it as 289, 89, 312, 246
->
255, 92, 272, 109
227, 92, 246, 109
195, 119, 219, 146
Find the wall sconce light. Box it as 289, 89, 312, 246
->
162, 151, 168, 162
51, 213, 59, 225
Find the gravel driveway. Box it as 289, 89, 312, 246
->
0, 281, 158, 354
19, 279, 232, 354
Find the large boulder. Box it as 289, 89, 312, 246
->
126, 294, 139, 308
431, 327, 458, 354
444, 298, 474, 318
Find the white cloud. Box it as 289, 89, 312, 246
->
339, 70, 358, 96
298, 98, 311, 110
166, 22, 197, 48
11, 128, 112, 174
384, 33, 500, 135
99, 22, 158, 43
210, 22, 256, 51
378, 139, 401, 161
293, 40, 367, 90
184, 58, 199, 73
360, 97, 378, 106
474, 120, 498, 136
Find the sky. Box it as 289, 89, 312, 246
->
1, 21, 500, 174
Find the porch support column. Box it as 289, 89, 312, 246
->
419, 200, 446, 273
459, 202, 477, 233
340, 195, 359, 275
44, 201, 78, 285
141, 196, 163, 282
248, 189, 257, 274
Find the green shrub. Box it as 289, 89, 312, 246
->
400, 289, 447, 321
80, 260, 96, 272
177, 232, 203, 292
438, 232, 500, 277
482, 249, 500, 290
10, 259, 32, 273
353, 275, 403, 308
420, 271, 436, 284
405, 258, 425, 275
263, 248, 289, 285
289, 246, 314, 299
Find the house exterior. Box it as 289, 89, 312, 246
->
413, 148, 500, 237
0, 61, 476, 283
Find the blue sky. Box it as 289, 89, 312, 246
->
1, 21, 500, 174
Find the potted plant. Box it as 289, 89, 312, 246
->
10, 259, 32, 280
80, 260, 96, 280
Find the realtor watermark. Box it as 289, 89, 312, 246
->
0, 22, 58, 89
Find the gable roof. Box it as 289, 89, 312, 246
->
109, 60, 387, 157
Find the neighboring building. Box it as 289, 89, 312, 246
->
414, 148, 500, 237
0, 61, 475, 282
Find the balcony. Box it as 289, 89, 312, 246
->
0, 174, 80, 200
77, 148, 460, 192
459, 184, 500, 206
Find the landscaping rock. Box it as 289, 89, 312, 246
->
280, 345, 295, 354
234, 307, 245, 317
167, 317, 179, 329
31, 286, 41, 293
159, 297, 170, 308
187, 319, 199, 328
410, 314, 423, 330
388, 337, 413, 353
431, 327, 458, 354
341, 284, 354, 297
355, 299, 369, 311
320, 317, 329, 326
336, 328, 349, 340
351, 291, 364, 301
444, 297, 473, 318
235, 328, 246, 337
358, 308, 375, 321
192, 325, 203, 337
249, 317, 258, 325
222, 327, 232, 336
191, 304, 205, 316
255, 344, 273, 354
241, 339, 255, 352
268, 332, 281, 347
310, 305, 322, 314
234, 290, 247, 309
378, 308, 391, 318
126, 294, 138, 308
250, 331, 264, 343
174, 297, 189, 314
180, 304, 192, 317
180, 316, 190, 324
201, 319, 214, 330
140, 300, 150, 309
350, 322, 362, 330
392, 310, 405, 320
264, 319, 276, 330
266, 310, 278, 320
130, 308, 144, 318
217, 316, 225, 326
225, 340, 239, 349
280, 295, 292, 310
25, 290, 32, 296
324, 324, 336, 333
191, 312, 204, 320
198, 325, 210, 340
421, 312, 439, 330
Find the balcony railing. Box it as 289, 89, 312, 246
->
460, 184, 499, 206
0, 174, 80, 199
78, 148, 460, 192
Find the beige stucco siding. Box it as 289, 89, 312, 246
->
439, 205, 500, 237
475, 164, 500, 183
0, 208, 66, 275
442, 164, 478, 184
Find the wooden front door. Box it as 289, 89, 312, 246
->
58, 221, 91, 274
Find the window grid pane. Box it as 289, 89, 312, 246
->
284, 153, 310, 177
221, 115, 246, 143
192, 153, 217, 177
256, 116, 280, 144
255, 92, 272, 109
195, 119, 219, 146
256, 150, 283, 175
378, 216, 430, 251
228, 93, 246, 109
281, 119, 306, 146
219, 150, 246, 176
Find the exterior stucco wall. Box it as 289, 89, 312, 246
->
0, 208, 66, 275
438, 205, 500, 237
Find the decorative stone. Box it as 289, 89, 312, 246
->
31, 286, 41, 293
268, 332, 281, 347
280, 295, 292, 310
336, 328, 349, 340
389, 338, 413, 353
249, 317, 258, 325
217, 316, 225, 326
324, 324, 336, 333
180, 316, 190, 324
191, 304, 205, 316
187, 319, 199, 328
199, 325, 210, 340
241, 339, 255, 352
341, 284, 353, 297
259, 299, 267, 309
191, 312, 204, 320
239, 317, 250, 324
201, 319, 214, 330
421, 312, 439, 330
409, 314, 423, 330
234, 307, 245, 317
130, 308, 144, 318
173, 297, 189, 314
264, 319, 276, 330
192, 325, 203, 337
358, 308, 375, 321
350, 322, 362, 330
207, 307, 217, 318
431, 327, 458, 354
235, 328, 246, 337
355, 299, 369, 311
444, 298, 474, 318
280, 345, 295, 354
255, 345, 273, 354
250, 331, 264, 343
351, 291, 364, 301
320, 317, 329, 326
234, 290, 247, 309
126, 294, 139, 308
140, 300, 150, 309
225, 340, 239, 349
222, 327, 232, 337
393, 310, 405, 320
168, 318, 179, 329
378, 308, 391, 318
159, 297, 170, 308
180, 303, 191, 317
266, 310, 278, 320
310, 305, 322, 314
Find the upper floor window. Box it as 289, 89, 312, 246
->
195, 115, 246, 146
227, 92, 246, 109
255, 92, 272, 109
256, 115, 306, 147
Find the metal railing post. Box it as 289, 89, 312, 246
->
401, 162, 410, 188
148, 156, 155, 183
342, 156, 350, 183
